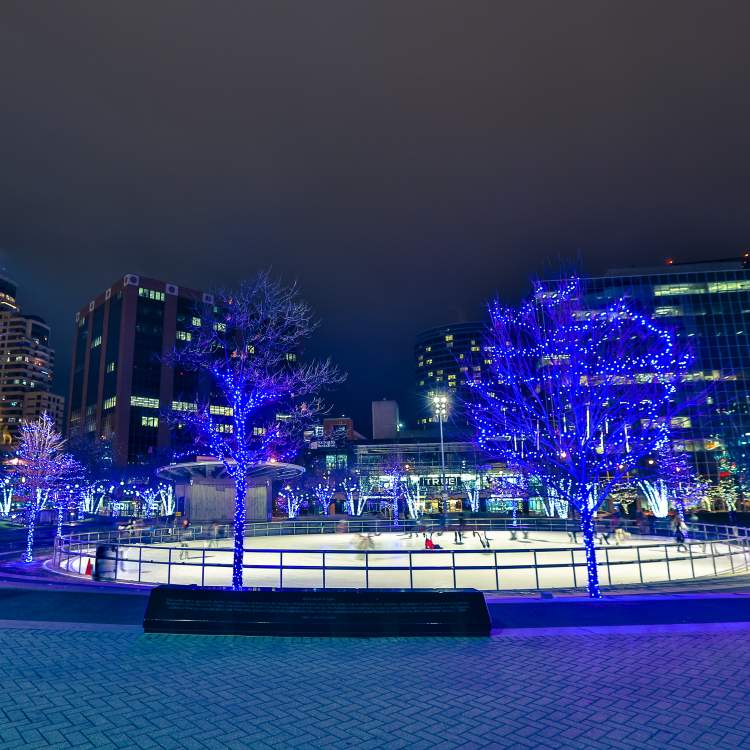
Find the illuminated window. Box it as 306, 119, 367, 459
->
213, 322, 226, 332
653, 283, 706, 296
176, 330, 192, 341
706, 280, 750, 293
171, 401, 197, 412
471, 346, 480, 352
285, 352, 297, 362
192, 316, 202, 327
106, 361, 116, 373
216, 423, 233, 433
90, 335, 102, 349
210, 405, 233, 416
654, 306, 682, 317
130, 396, 159, 409
138, 288, 165, 302
103, 396, 117, 410
141, 416, 159, 427
253, 426, 266, 436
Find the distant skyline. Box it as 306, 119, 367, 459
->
4, 2, 750, 432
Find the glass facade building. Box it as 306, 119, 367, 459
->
577, 257, 750, 481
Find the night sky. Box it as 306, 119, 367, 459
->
3, 2, 750, 433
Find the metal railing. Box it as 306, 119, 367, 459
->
53, 517, 750, 592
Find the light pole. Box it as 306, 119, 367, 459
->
432, 393, 449, 514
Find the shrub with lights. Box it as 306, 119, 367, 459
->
469, 277, 694, 598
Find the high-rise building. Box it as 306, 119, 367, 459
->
0, 275, 65, 447
414, 322, 487, 427
575, 255, 750, 479
67, 274, 212, 466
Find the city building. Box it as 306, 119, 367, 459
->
371, 399, 400, 439
0, 275, 64, 447
414, 322, 488, 427
353, 437, 538, 514
302, 416, 364, 476
67, 274, 212, 466
575, 254, 750, 480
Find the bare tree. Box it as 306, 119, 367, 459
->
15, 413, 81, 562
169, 272, 343, 589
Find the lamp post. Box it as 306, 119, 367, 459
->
432, 393, 449, 514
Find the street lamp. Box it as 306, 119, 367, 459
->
432, 393, 449, 514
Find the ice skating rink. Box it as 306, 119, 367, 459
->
59, 528, 750, 591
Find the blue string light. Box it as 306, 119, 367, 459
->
469, 277, 694, 598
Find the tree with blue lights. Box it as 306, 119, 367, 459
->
469, 277, 693, 598
171, 272, 343, 589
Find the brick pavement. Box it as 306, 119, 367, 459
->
0, 623, 748, 749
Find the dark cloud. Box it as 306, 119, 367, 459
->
2, 1, 750, 431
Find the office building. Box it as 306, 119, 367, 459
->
0, 275, 64, 446
67, 274, 212, 466
414, 322, 488, 427
577, 255, 750, 479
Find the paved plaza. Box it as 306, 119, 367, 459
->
1, 618, 749, 749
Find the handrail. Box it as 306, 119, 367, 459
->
52, 518, 750, 593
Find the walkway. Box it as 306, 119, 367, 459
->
1, 619, 749, 749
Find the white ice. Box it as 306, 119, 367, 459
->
59, 529, 750, 591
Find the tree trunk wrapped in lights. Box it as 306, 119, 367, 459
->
468, 277, 695, 598
169, 272, 343, 590
14, 413, 82, 562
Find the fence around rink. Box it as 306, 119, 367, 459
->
53, 517, 750, 592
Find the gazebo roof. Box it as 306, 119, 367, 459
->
156, 460, 304, 483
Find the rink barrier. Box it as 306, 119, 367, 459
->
53, 518, 750, 592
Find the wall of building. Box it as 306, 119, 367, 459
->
0, 276, 65, 446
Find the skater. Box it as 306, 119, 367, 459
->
473, 530, 492, 549
597, 517, 612, 545
568, 528, 578, 544
454, 515, 466, 545
674, 520, 688, 552
425, 536, 443, 550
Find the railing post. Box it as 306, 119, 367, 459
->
494, 551, 500, 591
571, 549, 577, 588
322, 551, 326, 589
279, 551, 283, 589
365, 551, 369, 589
533, 550, 540, 589
636, 546, 643, 584
167, 547, 172, 585
688, 542, 695, 579
665, 545, 672, 581
604, 546, 611, 587
201, 549, 206, 587
452, 551, 457, 589
139, 546, 143, 583
409, 552, 414, 589
711, 542, 718, 576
